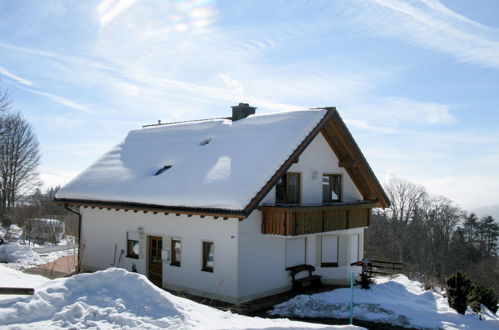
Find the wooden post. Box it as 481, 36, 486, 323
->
0, 287, 34, 295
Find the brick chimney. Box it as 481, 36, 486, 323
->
231, 103, 256, 121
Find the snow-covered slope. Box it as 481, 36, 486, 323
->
0, 264, 50, 302
56, 110, 326, 210
0, 267, 361, 329
0, 242, 75, 270
270, 275, 499, 329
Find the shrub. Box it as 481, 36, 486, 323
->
446, 272, 472, 314
469, 283, 498, 313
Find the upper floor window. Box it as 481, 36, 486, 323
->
276, 172, 301, 204
323, 174, 341, 202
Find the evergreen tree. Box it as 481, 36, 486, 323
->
446, 272, 472, 315
479, 216, 498, 257
462, 213, 479, 245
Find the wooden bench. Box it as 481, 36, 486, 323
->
287, 264, 322, 291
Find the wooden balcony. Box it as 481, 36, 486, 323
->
258, 201, 377, 236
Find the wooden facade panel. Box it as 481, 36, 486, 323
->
324, 209, 348, 231
349, 209, 369, 228
260, 205, 371, 236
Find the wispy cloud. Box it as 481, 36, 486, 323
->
360, 0, 499, 69
20, 87, 96, 114
97, 0, 136, 27
347, 96, 456, 126
0, 66, 32, 86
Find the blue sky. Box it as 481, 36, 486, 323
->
0, 0, 498, 210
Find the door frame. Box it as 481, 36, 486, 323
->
148, 235, 163, 286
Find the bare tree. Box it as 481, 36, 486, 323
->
0, 88, 12, 113
0, 113, 41, 223
375, 177, 429, 260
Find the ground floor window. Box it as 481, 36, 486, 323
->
127, 232, 139, 259
321, 235, 338, 267
171, 239, 181, 267
202, 241, 214, 272
350, 234, 360, 264
285, 237, 306, 268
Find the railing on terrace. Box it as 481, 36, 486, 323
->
258, 201, 378, 236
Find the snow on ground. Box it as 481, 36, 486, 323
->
270, 275, 499, 329
0, 264, 50, 302
0, 268, 363, 329
0, 242, 76, 270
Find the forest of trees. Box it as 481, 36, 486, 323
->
365, 177, 499, 294
0, 85, 77, 243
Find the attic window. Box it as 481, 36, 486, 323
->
154, 165, 172, 176
200, 137, 212, 146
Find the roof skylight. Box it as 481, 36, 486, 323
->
154, 165, 172, 176
200, 137, 212, 146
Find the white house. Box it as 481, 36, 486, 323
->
55, 104, 389, 303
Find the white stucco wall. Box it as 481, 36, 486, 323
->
80, 207, 240, 302
261, 132, 363, 205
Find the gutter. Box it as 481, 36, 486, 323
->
64, 204, 82, 273
55, 198, 247, 220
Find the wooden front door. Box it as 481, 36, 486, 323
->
148, 236, 163, 286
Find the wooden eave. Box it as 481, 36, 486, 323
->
321, 109, 390, 208
54, 198, 246, 220
243, 107, 390, 214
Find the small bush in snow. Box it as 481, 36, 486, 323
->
468, 283, 498, 314
446, 272, 472, 315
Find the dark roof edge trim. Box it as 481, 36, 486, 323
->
54, 198, 246, 219
242, 108, 336, 215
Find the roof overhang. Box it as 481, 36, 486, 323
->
55, 198, 247, 220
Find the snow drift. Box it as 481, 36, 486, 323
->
0, 268, 360, 329
270, 275, 499, 329
0, 242, 43, 265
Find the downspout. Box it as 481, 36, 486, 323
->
64, 203, 82, 273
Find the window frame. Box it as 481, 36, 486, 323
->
126, 232, 139, 259
170, 239, 181, 267
322, 173, 342, 203
321, 235, 339, 267
201, 241, 214, 273
276, 172, 301, 204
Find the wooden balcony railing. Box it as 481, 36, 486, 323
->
258, 201, 377, 236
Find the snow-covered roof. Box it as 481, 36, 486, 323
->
56, 110, 327, 212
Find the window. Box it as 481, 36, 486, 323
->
276, 172, 301, 204
321, 235, 338, 267
323, 174, 341, 202
202, 241, 214, 272
171, 239, 181, 267
127, 232, 139, 259
285, 237, 306, 268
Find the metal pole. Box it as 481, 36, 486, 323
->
349, 271, 354, 325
